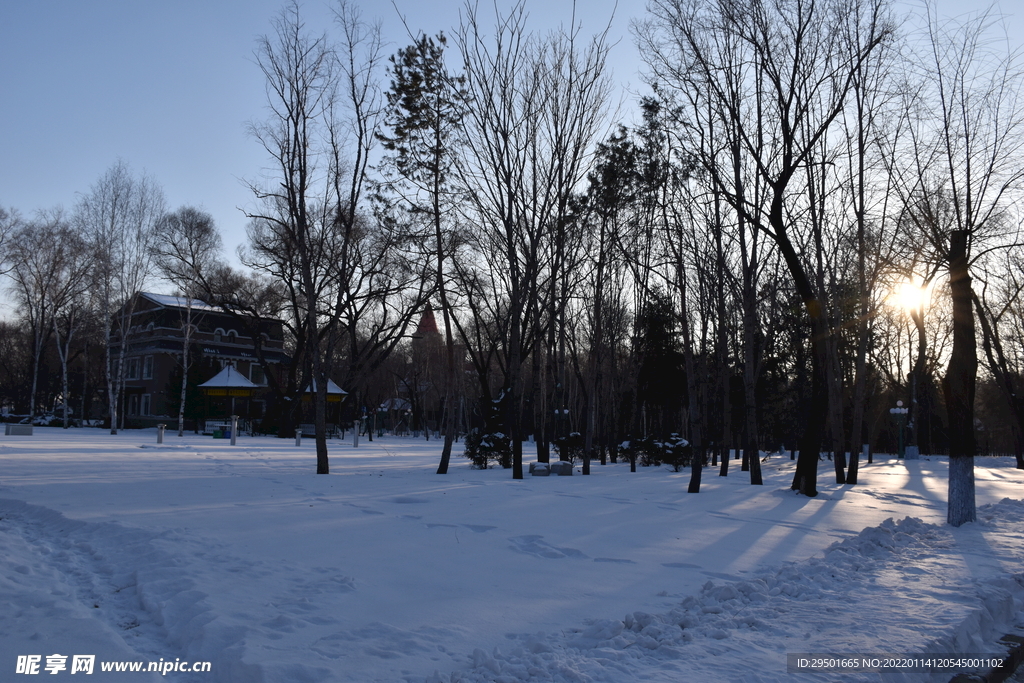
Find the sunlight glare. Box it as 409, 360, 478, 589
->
891, 280, 929, 313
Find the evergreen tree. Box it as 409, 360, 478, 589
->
378, 33, 469, 475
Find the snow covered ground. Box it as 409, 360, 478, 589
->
1, 428, 1022, 682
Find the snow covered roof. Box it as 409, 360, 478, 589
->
304, 379, 347, 395
141, 292, 222, 314
198, 366, 258, 389
379, 397, 411, 410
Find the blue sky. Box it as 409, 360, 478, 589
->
1, 0, 1019, 269
0, 0, 635, 265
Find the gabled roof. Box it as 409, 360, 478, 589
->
198, 366, 258, 389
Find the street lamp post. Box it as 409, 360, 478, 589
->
890, 400, 909, 459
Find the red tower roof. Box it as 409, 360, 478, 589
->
415, 307, 440, 336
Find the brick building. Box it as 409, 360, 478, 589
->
110, 293, 289, 427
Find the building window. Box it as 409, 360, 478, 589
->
141, 394, 151, 416
126, 358, 139, 380
227, 330, 237, 344
128, 395, 140, 416
249, 363, 266, 385
214, 328, 224, 343
142, 356, 154, 380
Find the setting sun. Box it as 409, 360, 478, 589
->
890, 280, 930, 313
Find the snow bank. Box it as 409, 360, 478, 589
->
432, 500, 1024, 683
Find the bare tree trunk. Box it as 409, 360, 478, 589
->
585, 214, 608, 473
793, 318, 828, 497
741, 305, 762, 486
678, 267, 703, 493
435, 288, 458, 474
53, 316, 73, 428
847, 327, 869, 484
107, 331, 119, 435
944, 230, 976, 526
178, 302, 192, 437
825, 336, 847, 483
29, 326, 43, 420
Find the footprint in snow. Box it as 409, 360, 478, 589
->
343, 503, 384, 515
508, 535, 587, 559
594, 557, 635, 564
463, 525, 496, 533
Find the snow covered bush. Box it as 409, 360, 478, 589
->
552, 431, 584, 464
463, 428, 511, 469
661, 434, 692, 472
618, 435, 691, 470
625, 437, 663, 466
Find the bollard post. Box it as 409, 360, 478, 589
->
352, 419, 359, 448
157, 424, 165, 444
230, 415, 238, 446
295, 429, 302, 447
862, 443, 870, 464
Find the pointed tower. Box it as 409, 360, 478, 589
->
415, 306, 440, 338
411, 306, 443, 369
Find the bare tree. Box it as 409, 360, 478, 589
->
974, 250, 1024, 469
893, 4, 1024, 525
49, 226, 92, 429
580, 128, 636, 470
638, 0, 894, 495
153, 207, 223, 436
7, 211, 87, 419
0, 205, 19, 270
839, 4, 903, 483
247, 1, 425, 472
75, 160, 165, 434
455, 0, 612, 479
